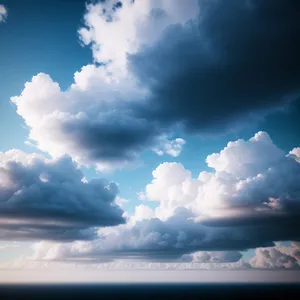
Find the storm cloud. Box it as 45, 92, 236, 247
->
0, 150, 125, 241
130, 0, 300, 133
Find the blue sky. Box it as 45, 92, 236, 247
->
0, 0, 300, 280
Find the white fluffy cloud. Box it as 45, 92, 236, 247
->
115, 196, 129, 208
131, 204, 155, 224
0, 149, 125, 241
250, 243, 300, 269
145, 131, 299, 220
290, 147, 300, 163
79, 0, 199, 71
11, 0, 197, 170
180, 251, 242, 263
11, 70, 149, 171
0, 4, 7, 22
11, 68, 184, 171
30, 132, 300, 262
278, 242, 300, 264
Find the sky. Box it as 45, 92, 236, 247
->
0, 0, 300, 283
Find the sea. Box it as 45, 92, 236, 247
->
0, 284, 299, 300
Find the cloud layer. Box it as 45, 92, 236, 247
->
0, 150, 125, 241
30, 132, 300, 261
12, 0, 300, 169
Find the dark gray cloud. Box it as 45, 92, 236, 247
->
61, 109, 162, 162
33, 206, 300, 262
0, 150, 125, 241
130, 0, 300, 133
0, 223, 98, 242
106, 209, 300, 256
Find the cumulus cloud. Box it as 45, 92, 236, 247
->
11, 0, 193, 170
145, 131, 300, 220
250, 243, 300, 269
30, 132, 300, 261
279, 242, 300, 264
130, 204, 155, 224
11, 71, 154, 171
290, 147, 300, 163
0, 4, 7, 22
12, 0, 300, 170
0, 150, 125, 241
180, 251, 242, 263
11, 70, 182, 171
78, 0, 199, 70
152, 137, 185, 157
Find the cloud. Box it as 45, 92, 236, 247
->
78, 0, 200, 70
0, 4, 7, 23
115, 196, 129, 208
12, 0, 300, 170
0, 149, 125, 241
290, 147, 300, 163
180, 251, 242, 263
128, 0, 300, 133
11, 0, 194, 170
11, 70, 180, 171
145, 131, 300, 220
152, 137, 185, 157
137, 191, 146, 201
30, 132, 300, 261
131, 204, 155, 224
249, 243, 300, 269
